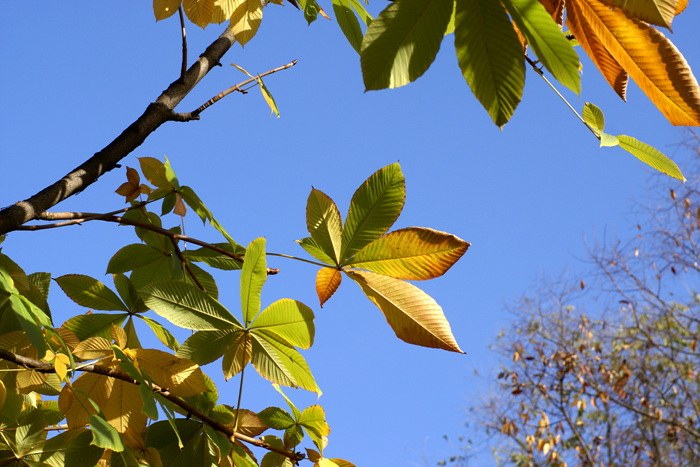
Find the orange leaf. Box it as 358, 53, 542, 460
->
567, 0, 700, 126
316, 268, 341, 307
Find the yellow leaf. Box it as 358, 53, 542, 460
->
73, 337, 113, 360
566, 3, 628, 100
111, 324, 128, 349
567, 0, 700, 126
346, 270, 463, 353
607, 0, 677, 29
316, 268, 342, 307
16, 370, 47, 393
184, 0, 216, 28
346, 227, 469, 280
0, 381, 5, 410
222, 333, 252, 380
54, 358, 68, 381
229, 0, 263, 46
132, 348, 209, 397
154, 0, 182, 21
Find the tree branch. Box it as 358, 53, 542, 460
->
0, 348, 304, 462
0, 28, 237, 236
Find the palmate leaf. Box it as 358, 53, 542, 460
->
454, 0, 526, 128
566, 0, 700, 126
62, 313, 128, 341
140, 280, 241, 331
502, 0, 581, 95
177, 328, 240, 365
346, 269, 463, 352
222, 332, 252, 379
107, 244, 166, 275
360, 0, 453, 90
306, 188, 343, 265
346, 227, 469, 280
251, 298, 315, 349
340, 163, 405, 262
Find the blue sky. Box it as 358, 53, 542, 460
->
1, 2, 698, 465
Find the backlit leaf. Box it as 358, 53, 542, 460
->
177, 328, 239, 365
241, 238, 267, 327
332, 0, 364, 53
502, 0, 581, 94
89, 414, 125, 452
306, 188, 343, 264
582, 102, 605, 132
346, 227, 469, 280
229, 0, 263, 46
567, 0, 700, 126
361, 0, 453, 90
616, 135, 685, 181
141, 280, 241, 330
608, 0, 677, 29
183, 0, 215, 28
296, 237, 336, 266
153, 0, 183, 21
132, 348, 209, 397
55, 275, 128, 312
251, 334, 320, 393
222, 332, 252, 379
341, 163, 405, 262
62, 313, 128, 341
347, 269, 463, 352
107, 244, 165, 274
315, 267, 342, 307
251, 298, 315, 349
454, 0, 525, 127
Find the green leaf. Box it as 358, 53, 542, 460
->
346, 0, 373, 26
139, 157, 172, 189
600, 133, 620, 147
107, 244, 166, 274
341, 163, 405, 262
27, 272, 51, 302
55, 275, 128, 311
15, 409, 46, 456
140, 280, 242, 330
250, 334, 320, 393
296, 0, 322, 24
62, 313, 128, 340
582, 102, 605, 132
502, 0, 581, 94
306, 188, 343, 265
88, 414, 124, 452
0, 253, 30, 293
179, 185, 239, 250
271, 384, 301, 420
112, 273, 147, 313
128, 252, 178, 291
295, 237, 336, 266
251, 299, 315, 350
346, 227, 469, 280
257, 407, 296, 430
37, 429, 104, 467
222, 332, 252, 380
347, 269, 464, 352
616, 135, 686, 181
298, 405, 330, 451
186, 243, 244, 271
360, 0, 453, 90
137, 315, 180, 351
187, 262, 219, 300
177, 328, 239, 365
241, 238, 267, 327
8, 294, 47, 355
333, 0, 364, 53
454, 0, 525, 128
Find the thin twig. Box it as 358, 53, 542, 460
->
0, 349, 303, 462
524, 55, 599, 139
171, 60, 298, 121
178, 6, 188, 80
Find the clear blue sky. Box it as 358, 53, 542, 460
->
1, 3, 698, 465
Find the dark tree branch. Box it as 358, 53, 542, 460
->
0, 28, 237, 236
178, 6, 188, 80
0, 348, 304, 462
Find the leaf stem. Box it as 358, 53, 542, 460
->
267, 252, 331, 268
233, 338, 247, 432
524, 55, 599, 139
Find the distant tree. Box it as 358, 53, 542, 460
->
446, 134, 700, 466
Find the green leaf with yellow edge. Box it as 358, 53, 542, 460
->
228, 0, 263, 46
345, 227, 469, 280
341, 163, 405, 262
296, 237, 336, 266
251, 299, 315, 349
360, 0, 453, 90
307, 188, 343, 264
346, 269, 463, 352
616, 135, 686, 181
454, 0, 526, 128
316, 267, 342, 307
241, 238, 267, 327
250, 334, 320, 393
298, 405, 330, 452
88, 414, 125, 452
257, 407, 295, 430
54, 275, 128, 312
131, 348, 209, 398
141, 280, 241, 330
177, 328, 239, 365
502, 0, 581, 94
